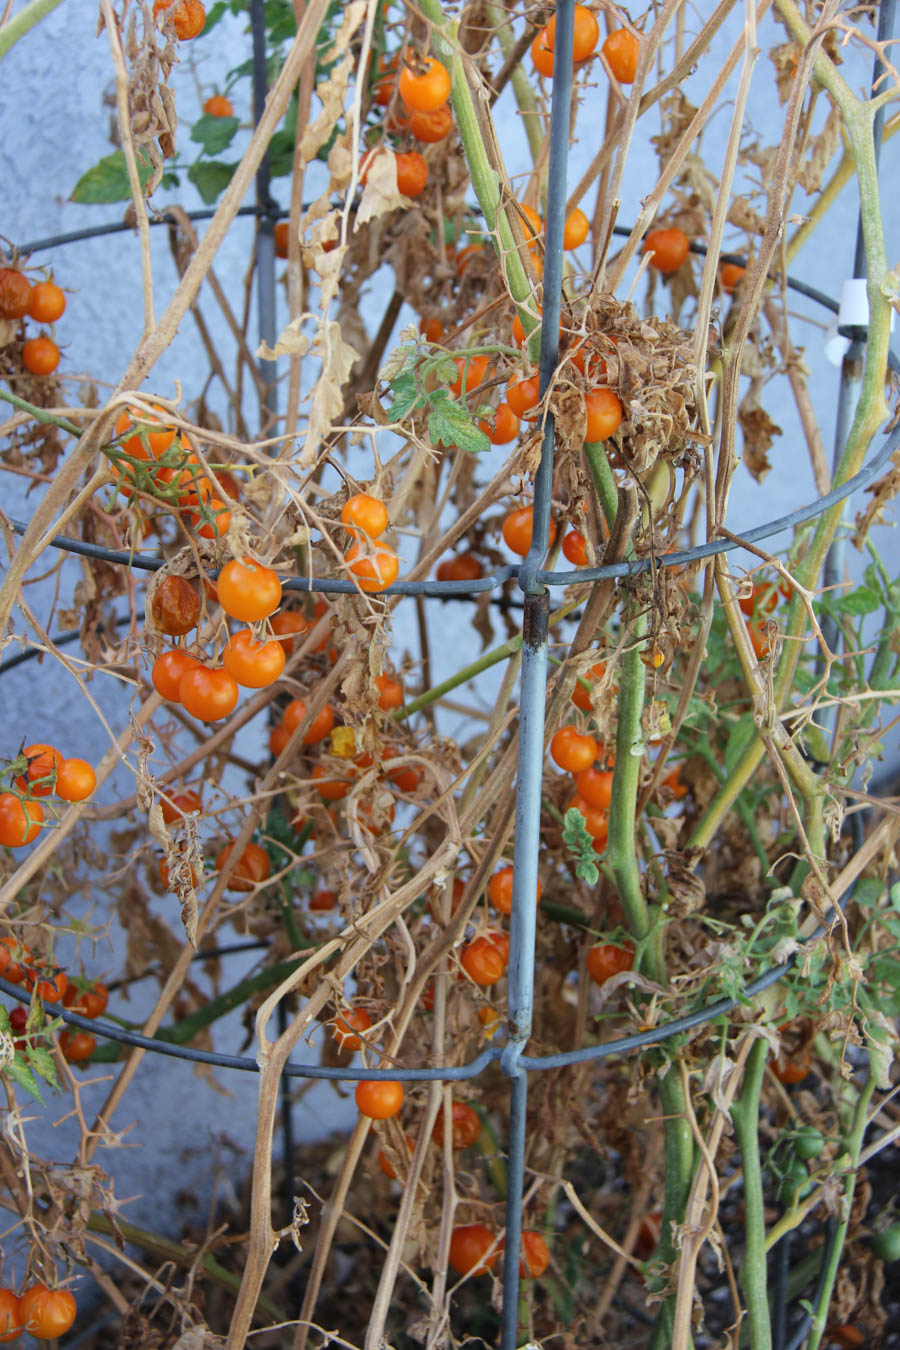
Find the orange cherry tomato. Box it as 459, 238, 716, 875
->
22, 744, 64, 798
355, 1079, 404, 1119
550, 725, 597, 773
563, 207, 590, 250
506, 375, 541, 417
309, 888, 337, 911
602, 28, 639, 83
0, 794, 43, 847
487, 865, 542, 917
377, 1132, 413, 1178
283, 699, 336, 745
419, 315, 446, 342
395, 150, 428, 197
312, 763, 353, 800
500, 1230, 551, 1278
179, 666, 239, 722
27, 280, 66, 323
115, 405, 176, 460
408, 103, 454, 141
738, 580, 781, 617
436, 553, 483, 582
0, 937, 32, 984
584, 388, 623, 442
478, 403, 520, 445
502, 506, 557, 557
223, 629, 286, 689
575, 766, 613, 810
643, 226, 690, 274
22, 336, 60, 376
546, 5, 600, 62
203, 93, 234, 117
460, 934, 508, 986
59, 1029, 97, 1062
0, 1287, 21, 1341
449, 1224, 499, 1276
719, 261, 746, 293
63, 980, 109, 1018
636, 1209, 663, 1258
449, 353, 490, 398
216, 557, 282, 622
18, 1284, 77, 1340
341, 493, 389, 539
215, 841, 271, 892
346, 541, 400, 593
188, 496, 230, 539
398, 56, 451, 112
375, 674, 404, 710
562, 530, 589, 566
151, 650, 201, 702
331, 1006, 373, 1051
531, 29, 555, 77
433, 1100, 482, 1148
55, 759, 96, 803
270, 610, 311, 655
586, 942, 634, 986
771, 1049, 812, 1084
571, 660, 609, 712
662, 765, 689, 800
27, 968, 68, 1004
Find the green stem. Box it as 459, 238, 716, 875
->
0, 388, 82, 435
805, 1074, 876, 1350
0, 0, 65, 61
584, 442, 619, 532
731, 1039, 773, 1350
604, 614, 652, 947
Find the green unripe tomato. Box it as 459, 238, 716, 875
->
872, 1222, 900, 1262
777, 1158, 811, 1206
792, 1127, 825, 1161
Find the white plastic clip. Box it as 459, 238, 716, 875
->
824, 279, 894, 365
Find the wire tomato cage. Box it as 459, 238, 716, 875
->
2, 0, 898, 1345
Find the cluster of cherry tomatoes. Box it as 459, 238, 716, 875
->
0, 265, 66, 378
0, 744, 96, 849
0, 1282, 76, 1341
366, 48, 456, 197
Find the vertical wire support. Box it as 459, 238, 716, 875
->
820, 0, 895, 670
500, 4, 575, 1347
251, 0, 279, 430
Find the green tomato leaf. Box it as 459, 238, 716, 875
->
28, 1045, 59, 1089
823, 586, 880, 616
190, 113, 240, 155
70, 149, 154, 204
5, 1055, 44, 1104
387, 371, 421, 422
427, 402, 491, 454
187, 160, 238, 204
268, 129, 296, 178
562, 808, 601, 886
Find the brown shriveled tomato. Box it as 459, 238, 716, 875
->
153, 0, 206, 39
151, 575, 201, 635
0, 268, 32, 319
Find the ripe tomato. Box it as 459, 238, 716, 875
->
395, 151, 428, 197
586, 942, 635, 986
478, 1005, 500, 1037
151, 650, 201, 702
188, 496, 230, 539
433, 1101, 482, 1149
478, 403, 520, 445
223, 630, 286, 689
28, 969, 68, 1004
56, 759, 96, 803
455, 242, 485, 276
662, 765, 688, 800
346, 541, 400, 593
0, 794, 43, 847
0, 938, 32, 984
309, 888, 337, 911
506, 375, 540, 417
312, 763, 353, 800
575, 766, 613, 810
584, 388, 623, 442
283, 699, 336, 745
436, 553, 483, 582
0, 1288, 21, 1341
273, 221, 291, 259
550, 725, 598, 773
547, 5, 600, 61
151, 576, 200, 636
355, 1079, 403, 1119
0, 268, 32, 319
217, 558, 282, 622
331, 1006, 373, 1051
487, 866, 542, 916
746, 618, 772, 660
377, 1133, 413, 1179
563, 207, 589, 250
572, 660, 609, 712
502, 506, 557, 557
179, 666, 239, 722
719, 261, 746, 293
398, 56, 451, 112
828, 1328, 866, 1350
19, 1284, 77, 1340
460, 934, 508, 986
505, 1230, 551, 1278
449, 353, 489, 398
562, 530, 589, 566
419, 315, 446, 342
59, 1029, 97, 1062
270, 609, 311, 655
341, 493, 388, 539
27, 280, 66, 323
771, 1049, 812, 1084
409, 103, 453, 141
643, 226, 690, 274
566, 794, 608, 844
204, 93, 233, 117
374, 674, 404, 710
63, 980, 108, 1018
22, 337, 60, 376
115, 406, 176, 459
738, 580, 780, 617
22, 744, 64, 798
216, 841, 271, 892
153, 0, 206, 39
602, 28, 640, 83
449, 1224, 499, 1276
531, 29, 555, 77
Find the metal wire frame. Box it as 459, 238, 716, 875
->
1, 0, 895, 1342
